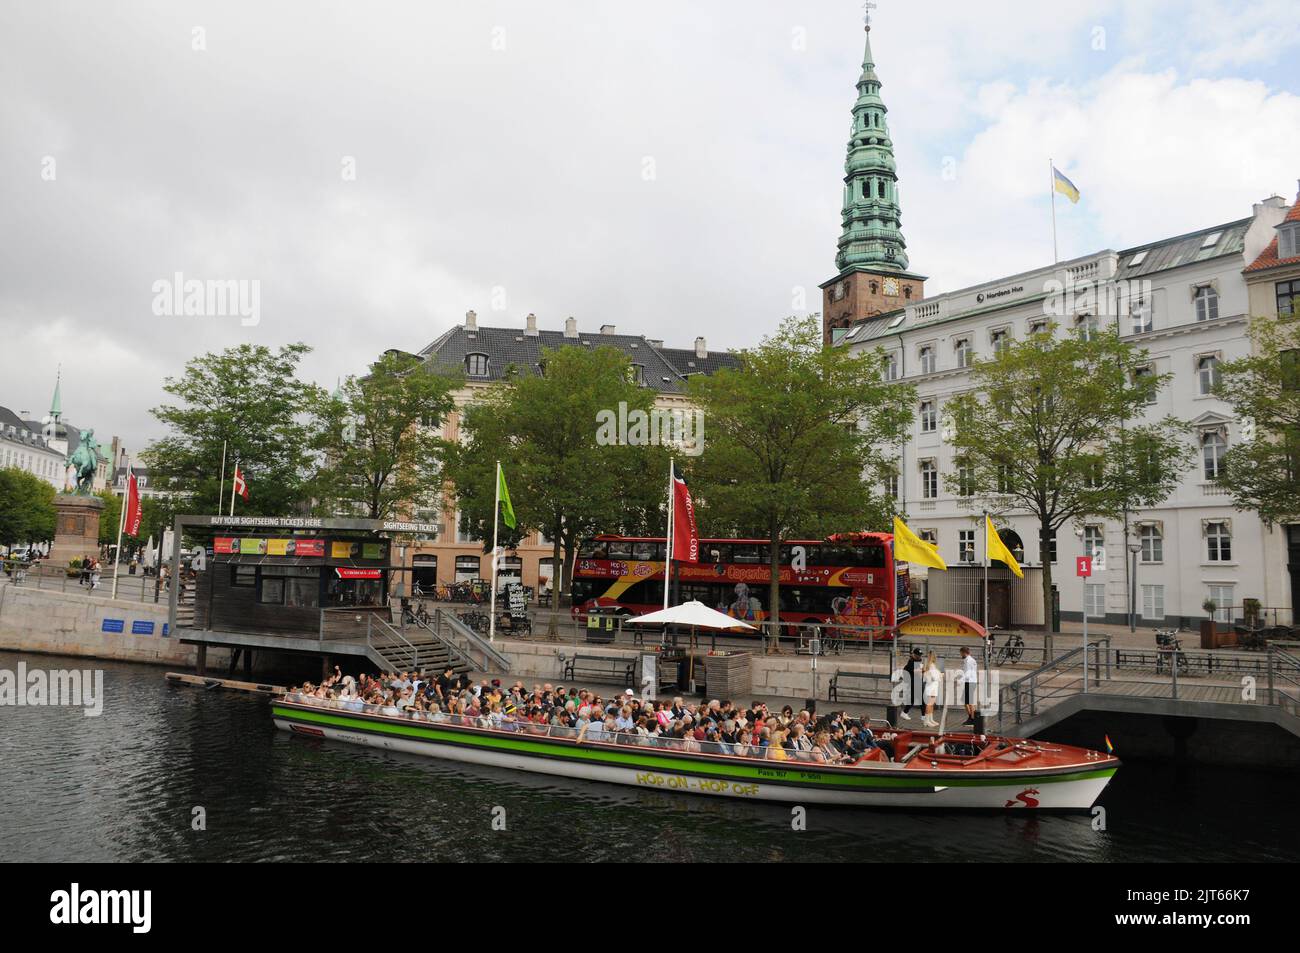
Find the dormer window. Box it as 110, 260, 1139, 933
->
465, 353, 490, 377
1279, 224, 1299, 260
1200, 231, 1222, 250
628, 364, 645, 385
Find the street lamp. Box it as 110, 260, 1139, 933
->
1127, 540, 1141, 634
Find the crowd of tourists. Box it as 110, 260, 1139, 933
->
290, 666, 902, 764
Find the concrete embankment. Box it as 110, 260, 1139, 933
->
0, 582, 228, 668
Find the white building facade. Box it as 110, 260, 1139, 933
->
844, 195, 1295, 629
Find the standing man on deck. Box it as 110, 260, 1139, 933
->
959, 646, 978, 726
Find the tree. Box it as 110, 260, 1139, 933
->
0, 468, 56, 547
686, 315, 914, 628
945, 324, 1190, 633
1213, 314, 1300, 524
444, 346, 667, 634
143, 343, 323, 516
311, 351, 459, 520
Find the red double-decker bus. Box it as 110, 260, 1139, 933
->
570, 531, 910, 635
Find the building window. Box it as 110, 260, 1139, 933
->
918, 345, 935, 374
454, 555, 481, 582
1085, 583, 1106, 619
921, 461, 938, 499
957, 462, 974, 497
1276, 279, 1299, 318
996, 464, 1013, 494
1046, 532, 1057, 564
1141, 584, 1165, 620
955, 338, 972, 367
990, 328, 1010, 355
1130, 292, 1151, 333
1083, 525, 1104, 560
1134, 364, 1157, 405
1197, 355, 1220, 395
1207, 584, 1234, 623
959, 530, 975, 563
1206, 521, 1232, 562
1028, 319, 1048, 336
1280, 226, 1299, 260
1075, 313, 1098, 341
920, 399, 937, 432
1194, 285, 1218, 322
1202, 430, 1226, 480
885, 352, 899, 381
629, 363, 645, 385
1139, 524, 1163, 563
465, 353, 490, 376
885, 471, 899, 499
919, 529, 937, 545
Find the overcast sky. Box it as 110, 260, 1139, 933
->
2, 0, 1298, 453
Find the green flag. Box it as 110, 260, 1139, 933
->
497, 463, 516, 529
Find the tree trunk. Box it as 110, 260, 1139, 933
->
1040, 521, 1057, 637
768, 524, 782, 654
546, 523, 563, 638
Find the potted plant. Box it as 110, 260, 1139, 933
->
1200, 598, 1218, 649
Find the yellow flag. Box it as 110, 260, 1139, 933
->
986, 515, 1023, 578
892, 516, 947, 570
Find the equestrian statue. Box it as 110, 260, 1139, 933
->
65, 429, 102, 496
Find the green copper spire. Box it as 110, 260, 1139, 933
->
50, 367, 62, 420
834, 15, 909, 273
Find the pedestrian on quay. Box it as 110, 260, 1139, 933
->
923, 651, 941, 728
959, 645, 979, 726
900, 647, 922, 721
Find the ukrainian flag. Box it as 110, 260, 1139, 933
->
1053, 166, 1080, 204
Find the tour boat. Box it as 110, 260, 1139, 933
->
272, 694, 1118, 810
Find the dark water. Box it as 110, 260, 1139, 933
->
1, 651, 1295, 863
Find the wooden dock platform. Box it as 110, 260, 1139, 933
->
164, 671, 287, 695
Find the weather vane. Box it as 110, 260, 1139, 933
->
863, 1, 877, 27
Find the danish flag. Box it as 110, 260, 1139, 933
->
232, 464, 250, 501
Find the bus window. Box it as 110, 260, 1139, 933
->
608, 540, 633, 559
707, 544, 732, 564
654, 541, 668, 561
733, 544, 761, 563
779, 545, 794, 564
588, 541, 609, 559
632, 541, 657, 561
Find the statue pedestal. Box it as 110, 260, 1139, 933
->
48, 495, 106, 570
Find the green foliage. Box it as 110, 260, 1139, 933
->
686, 315, 914, 623
0, 468, 57, 546
1213, 314, 1300, 524
143, 343, 323, 516
310, 351, 459, 519
444, 346, 669, 627
945, 323, 1190, 631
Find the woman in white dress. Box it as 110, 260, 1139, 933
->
922, 651, 941, 728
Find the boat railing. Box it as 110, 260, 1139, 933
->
279, 693, 883, 765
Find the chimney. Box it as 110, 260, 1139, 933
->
564, 316, 578, 338
525, 312, 538, 336
694, 336, 708, 359
465, 309, 477, 331
600, 324, 616, 335
1244, 195, 1291, 266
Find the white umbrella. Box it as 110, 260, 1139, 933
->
626, 600, 756, 631
626, 601, 756, 691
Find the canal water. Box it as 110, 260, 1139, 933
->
1, 651, 1295, 863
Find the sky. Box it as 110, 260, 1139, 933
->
2, 0, 1299, 453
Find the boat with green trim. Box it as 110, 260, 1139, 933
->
273, 694, 1118, 810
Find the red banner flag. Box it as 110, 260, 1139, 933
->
232, 464, 250, 501
124, 471, 143, 538
670, 465, 699, 563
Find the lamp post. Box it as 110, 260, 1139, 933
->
1127, 540, 1141, 634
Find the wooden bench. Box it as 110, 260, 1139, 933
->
828, 670, 894, 703
563, 654, 636, 687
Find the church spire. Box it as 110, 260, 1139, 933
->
49, 366, 62, 421
834, 6, 910, 273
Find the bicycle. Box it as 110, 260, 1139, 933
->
991, 629, 1025, 666
1154, 625, 1189, 675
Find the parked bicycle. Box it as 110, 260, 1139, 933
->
989, 628, 1025, 666
458, 609, 490, 635
1154, 625, 1189, 675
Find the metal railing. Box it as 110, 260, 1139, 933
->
437, 609, 513, 673
365, 615, 422, 672
5, 561, 179, 604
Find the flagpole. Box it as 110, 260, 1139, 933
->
982, 511, 989, 632
489, 460, 501, 642
111, 454, 129, 600
663, 457, 674, 610
229, 460, 237, 517
1049, 158, 1059, 264
217, 440, 227, 514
